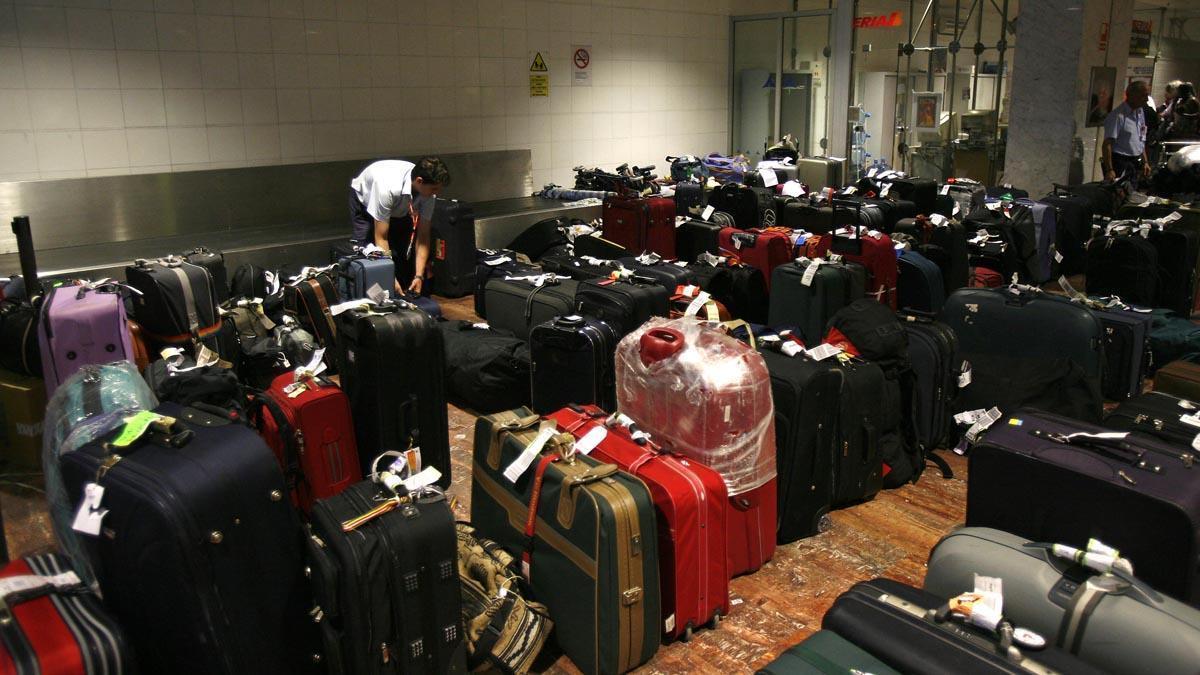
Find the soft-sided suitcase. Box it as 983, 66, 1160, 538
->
539, 252, 616, 281
336, 249, 395, 300
707, 184, 762, 229
0, 553, 132, 675
529, 314, 619, 413
768, 257, 866, 347
548, 405, 731, 642
482, 276, 578, 340
718, 228, 792, 290
38, 282, 134, 396
964, 204, 1040, 284
1085, 229, 1160, 307
125, 257, 221, 346
307, 479, 465, 675
822, 578, 1103, 675
601, 195, 676, 258
756, 630, 900, 675
1040, 190, 1094, 276
573, 233, 629, 260
471, 409, 661, 675
674, 181, 704, 216
617, 254, 696, 289
888, 177, 937, 215
795, 157, 845, 191
1149, 224, 1200, 315
687, 256, 770, 324
1105, 389, 1200, 449
675, 218, 723, 263
902, 313, 961, 453
0, 301, 41, 377
283, 270, 340, 352
506, 218, 569, 262
438, 321, 532, 414
1154, 359, 1200, 400
966, 408, 1200, 605
925, 527, 1200, 675
473, 249, 539, 318
1015, 198, 1059, 284
897, 249, 946, 314
576, 277, 669, 337
803, 226, 899, 309
1086, 299, 1154, 400
182, 246, 228, 303
59, 402, 315, 674
251, 370, 361, 513
893, 215, 970, 295
757, 341, 841, 542
336, 302, 450, 483
430, 198, 476, 297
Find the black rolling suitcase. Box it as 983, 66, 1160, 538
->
688, 256, 769, 324
1086, 298, 1153, 400
831, 359, 888, 505
768, 257, 866, 347
573, 233, 628, 260
59, 402, 315, 675
675, 218, 723, 262
1040, 189, 1095, 276
576, 277, 669, 336
336, 302, 451, 483
474, 249, 539, 318
897, 249, 946, 314
482, 276, 578, 340
307, 479, 466, 675
125, 256, 222, 346
1105, 390, 1200, 448
539, 252, 615, 281
1085, 226, 1160, 307
530, 314, 620, 413
506, 217, 569, 261
1149, 224, 1200, 315
675, 181, 704, 216
887, 177, 937, 215
893, 215, 970, 294
430, 199, 476, 297
283, 269, 341, 352
182, 246, 228, 303
617, 254, 696, 289
902, 313, 961, 452
966, 408, 1200, 606
823, 578, 1104, 675
438, 321, 531, 414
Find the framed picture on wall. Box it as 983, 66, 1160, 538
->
1086, 66, 1117, 128
913, 92, 942, 132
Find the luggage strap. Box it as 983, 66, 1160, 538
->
251, 392, 308, 496
306, 278, 338, 342
167, 265, 202, 336
521, 454, 560, 583
1056, 580, 1109, 654
0, 569, 86, 624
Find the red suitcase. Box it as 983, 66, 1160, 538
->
803, 226, 899, 309
252, 369, 361, 512
548, 404, 731, 642
0, 553, 131, 675
615, 318, 778, 576
717, 227, 792, 291
601, 195, 676, 258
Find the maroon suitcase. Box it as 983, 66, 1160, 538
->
602, 195, 676, 258
548, 404, 731, 642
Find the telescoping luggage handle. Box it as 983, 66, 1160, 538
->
828, 199, 864, 256
10, 216, 40, 300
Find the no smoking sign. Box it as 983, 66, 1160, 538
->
572, 44, 592, 86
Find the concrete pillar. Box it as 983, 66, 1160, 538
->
1004, 0, 1134, 195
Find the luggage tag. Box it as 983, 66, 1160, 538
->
957, 362, 972, 388
1050, 539, 1133, 576
953, 202, 961, 217
71, 483, 109, 537
868, 167, 879, 178
805, 343, 841, 361
285, 348, 327, 397
929, 213, 948, 227
329, 297, 374, 316
947, 575, 1003, 631
701, 205, 715, 221
940, 184, 951, 195
780, 181, 806, 197
574, 426, 608, 456
366, 283, 389, 305
758, 168, 779, 188
503, 422, 558, 483
800, 258, 822, 287
879, 183, 892, 198
683, 290, 713, 317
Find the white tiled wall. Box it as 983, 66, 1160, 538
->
0, 0, 787, 186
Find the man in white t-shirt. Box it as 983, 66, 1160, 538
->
349, 156, 450, 295
1102, 81, 1152, 184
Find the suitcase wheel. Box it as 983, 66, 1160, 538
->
708, 612, 722, 629
818, 513, 833, 533
681, 623, 694, 642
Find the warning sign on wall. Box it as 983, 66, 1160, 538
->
530, 52, 549, 97
572, 45, 591, 87
530, 52, 548, 72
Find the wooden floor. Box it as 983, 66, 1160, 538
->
0, 294, 972, 675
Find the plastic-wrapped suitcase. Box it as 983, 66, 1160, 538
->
182, 246, 228, 303
125, 256, 221, 346
617, 254, 696, 289
430, 198, 476, 297
925, 527, 1200, 675
251, 370, 361, 513
438, 321, 532, 414
307, 479, 466, 675
897, 249, 946, 314
943, 180, 986, 217
756, 630, 900, 675
575, 277, 669, 337
822, 578, 1104, 675
675, 218, 723, 263
718, 228, 792, 290
687, 255, 770, 324
548, 405, 731, 642
768, 257, 866, 347
473, 249, 539, 318
0, 553, 132, 675
37, 282, 134, 396
530, 314, 620, 413
966, 408, 1200, 605
1154, 360, 1200, 400
336, 250, 395, 300
336, 302, 451, 484
59, 402, 315, 675
901, 313, 961, 453
472, 409, 661, 675
616, 318, 777, 575
601, 195, 676, 258
481, 276, 578, 340
1084, 298, 1154, 400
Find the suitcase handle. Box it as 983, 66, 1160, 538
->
1030, 429, 1156, 470
638, 327, 684, 366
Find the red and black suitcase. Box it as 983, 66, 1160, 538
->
601, 195, 676, 258
0, 553, 131, 675
548, 405, 731, 642
282, 270, 340, 352
717, 227, 792, 291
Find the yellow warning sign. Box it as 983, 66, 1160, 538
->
530, 52, 548, 72
529, 74, 549, 97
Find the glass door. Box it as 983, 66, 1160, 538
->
782, 15, 831, 157
731, 18, 782, 164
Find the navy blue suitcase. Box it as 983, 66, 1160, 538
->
1086, 298, 1153, 400
897, 249, 946, 314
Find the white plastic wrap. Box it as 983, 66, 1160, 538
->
615, 317, 776, 495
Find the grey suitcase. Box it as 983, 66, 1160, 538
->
482, 276, 579, 340
925, 527, 1200, 675
795, 157, 847, 192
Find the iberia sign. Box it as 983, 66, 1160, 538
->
854, 12, 902, 29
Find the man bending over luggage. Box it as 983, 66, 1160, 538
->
349, 156, 450, 296
1102, 81, 1152, 185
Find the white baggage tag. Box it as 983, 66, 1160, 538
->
366, 283, 389, 305
72, 483, 109, 537
843, 186, 858, 195
574, 426, 608, 455
940, 184, 951, 195
879, 183, 892, 198
473, 322, 490, 330
195, 344, 220, 368
402, 466, 442, 492
801, 258, 822, 287
806, 343, 841, 361
953, 202, 961, 217
758, 168, 779, 188
330, 298, 374, 316
868, 167, 879, 178
483, 256, 512, 266
0, 571, 82, 600
684, 291, 712, 317
780, 341, 804, 357
503, 424, 557, 483
1054, 249, 1064, 263
929, 213, 948, 227
957, 362, 972, 388
264, 270, 281, 296
985, 201, 1002, 211
963, 407, 1003, 443
1180, 412, 1200, 429
701, 205, 715, 221
781, 181, 806, 198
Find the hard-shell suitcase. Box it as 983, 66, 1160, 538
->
1149, 224, 1200, 315
38, 283, 134, 396
438, 321, 532, 414
549, 405, 731, 642
1087, 299, 1153, 400
767, 258, 866, 347
966, 408, 1200, 605
474, 249, 540, 318
755, 630, 900, 675
472, 409, 661, 675
481, 276, 578, 340
1154, 359, 1200, 400
336, 303, 450, 484
430, 198, 476, 297
616, 255, 696, 289
757, 342, 841, 542
283, 270, 340, 352
182, 246, 228, 303
576, 277, 669, 337
336, 251, 395, 300
125, 257, 221, 346
675, 219, 723, 263
925, 527, 1200, 675
59, 402, 315, 675
902, 314, 961, 453
718, 228, 792, 290
529, 314, 619, 413
687, 256, 770, 324
307, 479, 465, 675
822, 578, 1103, 675
897, 249, 946, 314
601, 195, 676, 258
1085, 229, 1159, 307
795, 157, 845, 191
251, 370, 361, 513
0, 553, 132, 675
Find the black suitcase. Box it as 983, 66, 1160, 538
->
1040, 190, 1094, 276
986, 184, 1029, 199
869, 197, 917, 230
430, 199, 476, 297
675, 218, 723, 262
0, 300, 40, 376
576, 277, 669, 337
539, 252, 615, 281
893, 216, 970, 294
967, 408, 1200, 606
1105, 390, 1200, 448
438, 320, 531, 414
688, 257, 769, 324
573, 233, 628, 260
329, 239, 361, 263
887, 177, 937, 215
474, 249, 539, 318
125, 256, 222, 346
230, 262, 284, 320
1085, 228, 1160, 307
823, 578, 1104, 675
482, 276, 578, 340
784, 201, 859, 235
964, 205, 1038, 283
617, 254, 696, 289
897, 250, 946, 314
675, 181, 704, 216
530, 314, 620, 413
336, 302, 451, 483
283, 270, 341, 352
832, 359, 888, 505
182, 246, 228, 303
1149, 225, 1200, 315
59, 402, 315, 674
707, 183, 761, 229
768, 257, 866, 347
902, 313, 961, 452
506, 217, 569, 261
1087, 299, 1154, 400
758, 342, 841, 542
307, 480, 466, 675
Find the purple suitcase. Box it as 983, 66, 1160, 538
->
38, 282, 134, 395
